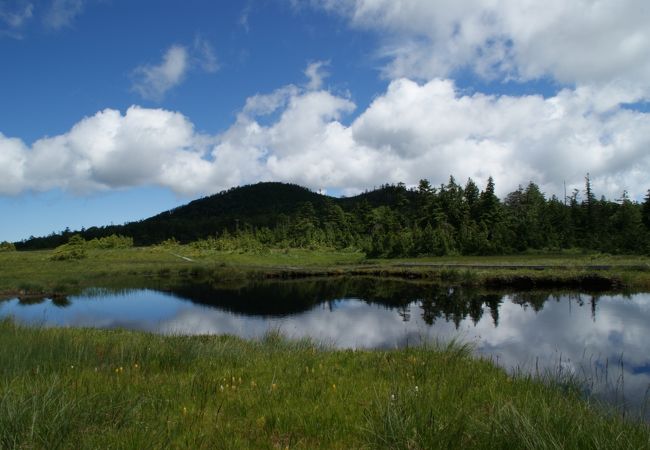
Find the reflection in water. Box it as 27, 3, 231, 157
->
1, 278, 649, 420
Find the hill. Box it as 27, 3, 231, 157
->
16, 182, 376, 249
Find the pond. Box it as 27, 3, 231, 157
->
1, 277, 649, 420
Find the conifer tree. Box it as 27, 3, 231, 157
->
583, 173, 596, 232
642, 189, 650, 230
464, 178, 480, 222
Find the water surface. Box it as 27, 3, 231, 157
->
1, 278, 648, 419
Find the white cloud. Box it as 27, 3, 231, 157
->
44, 0, 84, 30
0, 106, 212, 196
2, 70, 650, 200
304, 60, 330, 90
347, 78, 650, 198
242, 85, 300, 116
0, 133, 28, 195
307, 0, 650, 104
131, 45, 189, 101
132, 40, 220, 101
209, 76, 650, 199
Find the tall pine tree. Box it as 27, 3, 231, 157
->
643, 189, 650, 230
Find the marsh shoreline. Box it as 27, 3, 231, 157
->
1, 247, 648, 299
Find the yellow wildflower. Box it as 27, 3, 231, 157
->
256, 416, 266, 428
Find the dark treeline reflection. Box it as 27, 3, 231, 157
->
10, 296, 71, 308
510, 291, 600, 318
163, 277, 603, 327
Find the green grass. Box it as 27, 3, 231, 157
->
0, 319, 648, 449
0, 247, 365, 297
1, 247, 650, 298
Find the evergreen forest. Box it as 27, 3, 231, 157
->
13, 175, 650, 256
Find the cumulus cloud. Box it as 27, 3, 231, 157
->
211, 77, 650, 199
2, 75, 650, 200
306, 0, 650, 103
0, 133, 28, 195
194, 80, 607, 197
0, 106, 214, 196
44, 0, 84, 30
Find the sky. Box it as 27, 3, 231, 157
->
1, 0, 650, 242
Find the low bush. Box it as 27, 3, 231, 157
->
0, 241, 16, 252
49, 235, 87, 261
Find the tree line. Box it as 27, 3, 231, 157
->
13, 176, 650, 256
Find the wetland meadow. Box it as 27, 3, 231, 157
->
1, 247, 650, 448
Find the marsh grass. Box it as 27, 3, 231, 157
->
0, 247, 366, 297
2, 247, 649, 299
0, 319, 648, 449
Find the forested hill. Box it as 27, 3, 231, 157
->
13, 177, 650, 256
157, 182, 328, 220
15, 182, 328, 249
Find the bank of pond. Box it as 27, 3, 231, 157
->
1, 277, 649, 448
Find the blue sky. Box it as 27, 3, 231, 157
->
1, 0, 650, 242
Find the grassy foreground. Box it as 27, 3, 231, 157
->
1, 319, 648, 449
1, 247, 650, 298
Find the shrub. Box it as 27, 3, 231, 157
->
190, 231, 269, 254
0, 241, 16, 252
158, 237, 180, 248
49, 235, 87, 261
87, 234, 134, 249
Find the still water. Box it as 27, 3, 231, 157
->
1, 278, 649, 418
